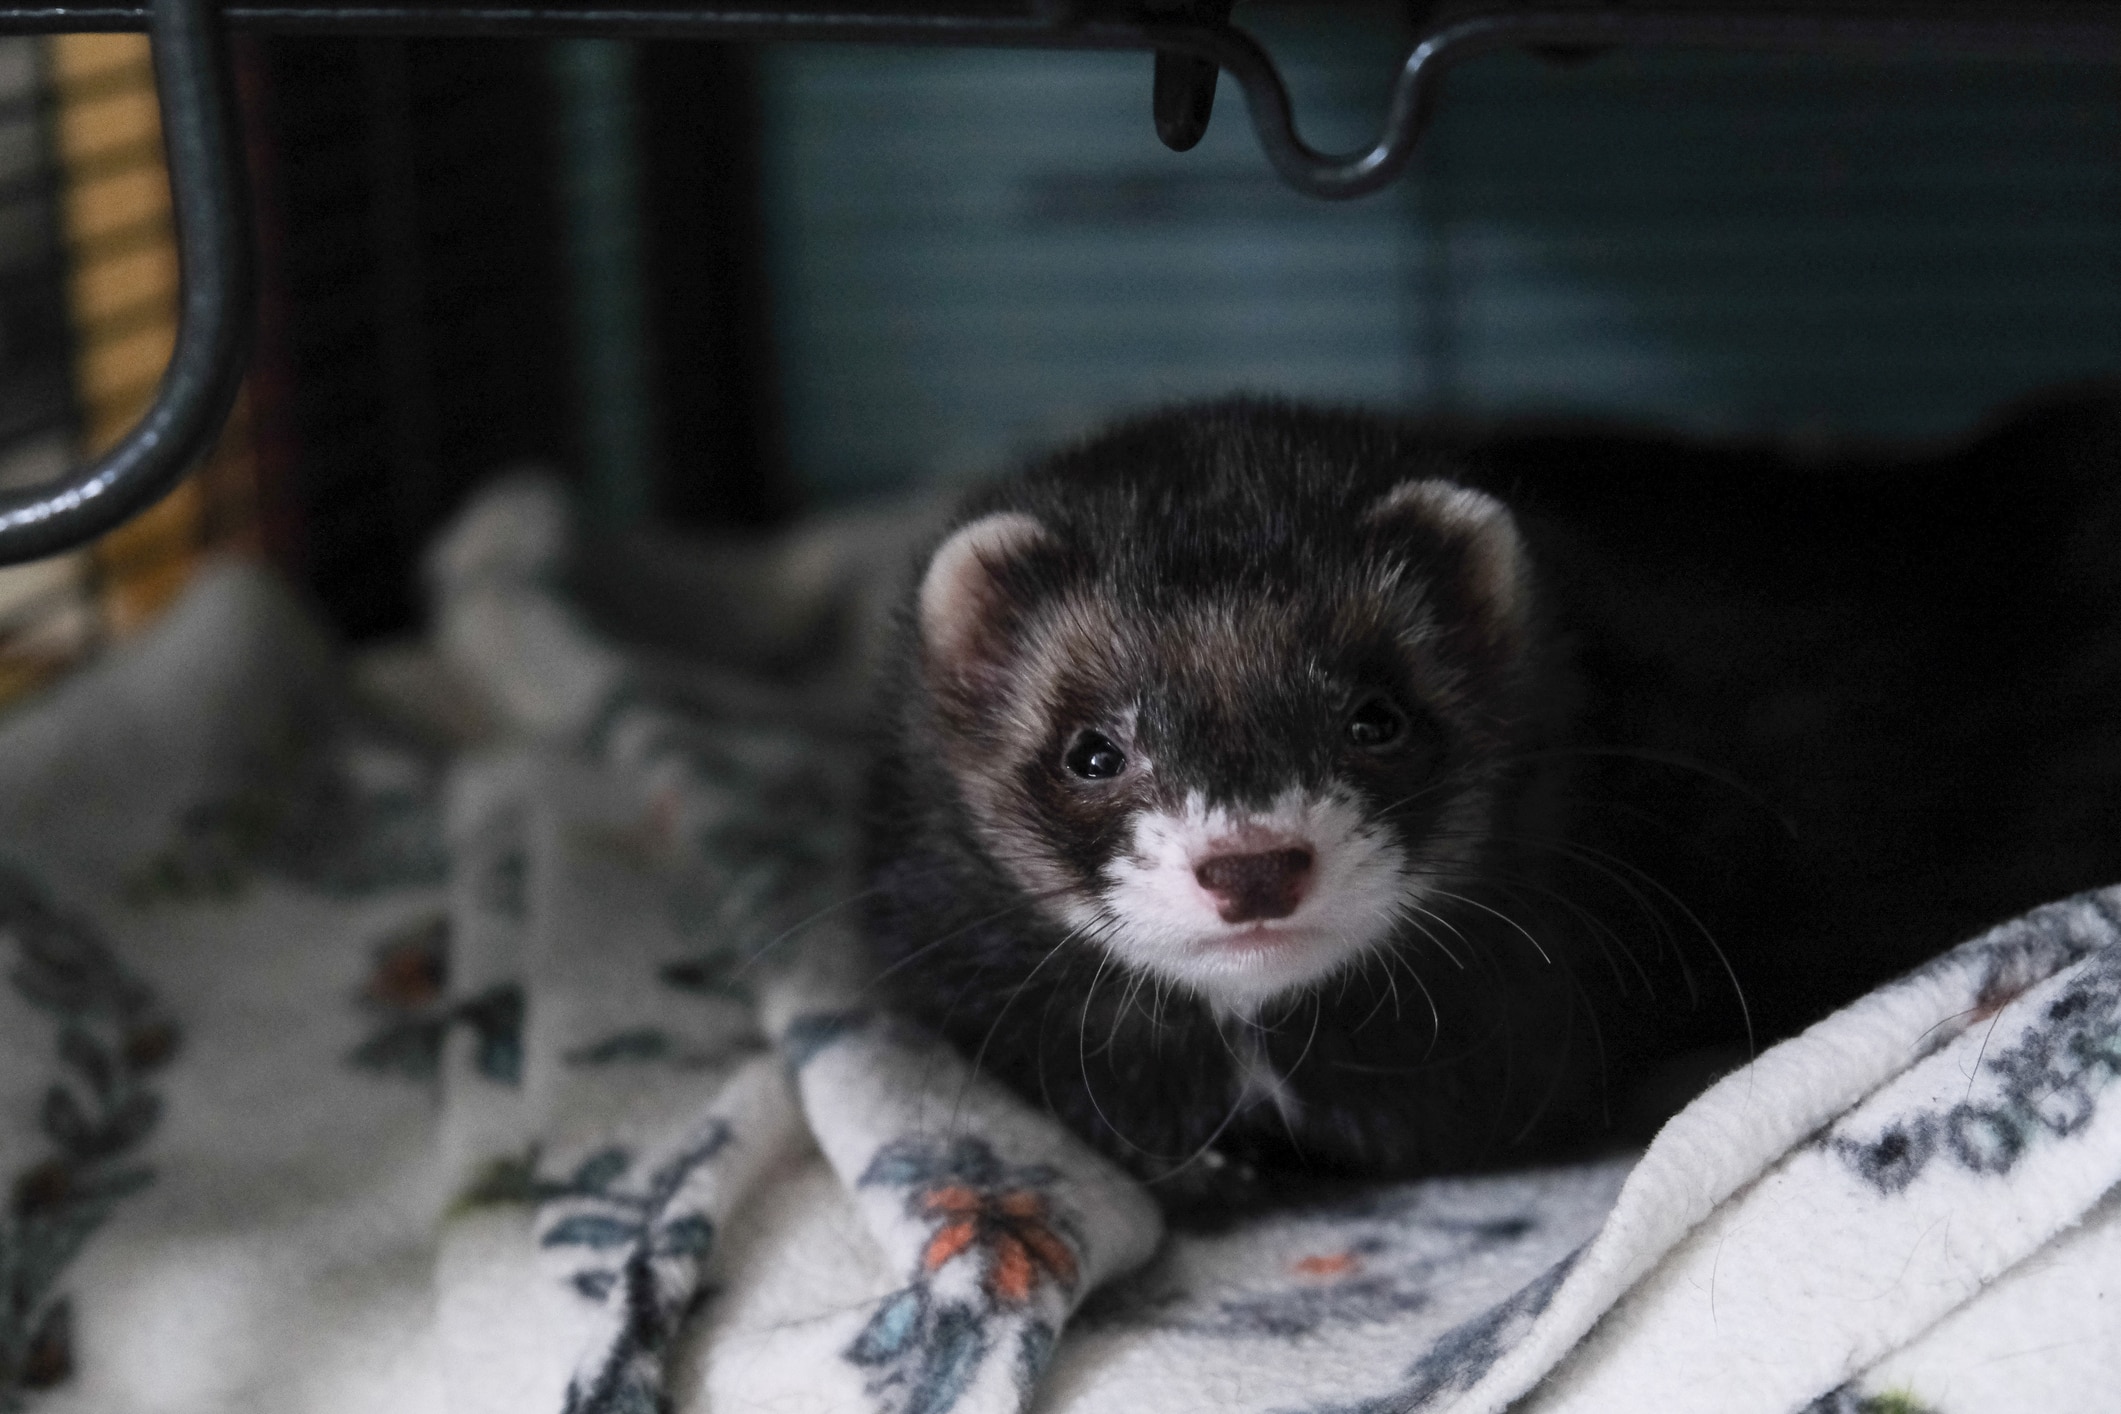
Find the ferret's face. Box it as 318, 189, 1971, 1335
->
915, 478, 1530, 1014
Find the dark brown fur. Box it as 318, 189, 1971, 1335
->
861, 391, 2121, 1218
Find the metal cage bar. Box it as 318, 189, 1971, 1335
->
0, 0, 249, 564
5, 1, 2121, 563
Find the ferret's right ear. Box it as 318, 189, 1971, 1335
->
918, 512, 1052, 693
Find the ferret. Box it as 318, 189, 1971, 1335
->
859, 394, 2121, 1215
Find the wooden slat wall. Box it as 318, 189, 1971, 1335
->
0, 36, 88, 704
47, 32, 257, 638
1425, 48, 2121, 439
762, 9, 1430, 498
762, 9, 2121, 498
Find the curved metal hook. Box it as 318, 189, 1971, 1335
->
1134, 16, 1439, 200
0, 0, 251, 564
1149, 7, 2121, 200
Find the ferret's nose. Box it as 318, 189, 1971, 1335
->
1194, 847, 1314, 924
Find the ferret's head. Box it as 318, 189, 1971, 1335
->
909, 411, 1542, 1013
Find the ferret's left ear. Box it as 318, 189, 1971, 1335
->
1365, 479, 1528, 633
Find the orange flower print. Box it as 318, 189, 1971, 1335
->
917, 1180, 1079, 1305
849, 1138, 1084, 1413
1294, 1252, 1361, 1279
364, 920, 447, 1009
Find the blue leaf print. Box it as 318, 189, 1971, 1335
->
571, 1148, 631, 1192
347, 1017, 445, 1081
3, 865, 175, 1407
571, 1270, 619, 1302
475, 1031, 522, 1086
654, 1215, 715, 1259
907, 1304, 988, 1414
459, 985, 525, 1086
544, 1215, 643, 1251
563, 1363, 663, 1414
856, 1147, 934, 1190
782, 1010, 868, 1072
18, 1295, 74, 1390
57, 1165, 154, 1208
38, 1087, 90, 1151
97, 1094, 160, 1158
542, 1118, 737, 1413
648, 1124, 733, 1192
1384, 1252, 1579, 1410
56, 1028, 112, 1099
1014, 1320, 1056, 1391
848, 1286, 927, 1366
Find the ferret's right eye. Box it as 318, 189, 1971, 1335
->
1064, 731, 1128, 780
1345, 692, 1411, 752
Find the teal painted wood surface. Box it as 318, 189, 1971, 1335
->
553, 37, 658, 528
761, 8, 2121, 499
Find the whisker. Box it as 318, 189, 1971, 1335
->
1347, 927, 1404, 1033
1096, 967, 1153, 1060
1507, 967, 1578, 1148
1417, 885, 1553, 966
1391, 891, 1470, 971
737, 838, 1090, 978
1437, 742, 1797, 839
1419, 827, 1693, 996
1278, 993, 1327, 1146
962, 918, 1090, 1097
1423, 861, 1656, 1001
1509, 830, 1754, 1059
865, 882, 1083, 992
1380, 944, 1444, 1060
732, 882, 884, 976
1075, 949, 1151, 1156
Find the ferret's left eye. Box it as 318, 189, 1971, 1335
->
1345, 693, 1410, 753
1064, 730, 1128, 780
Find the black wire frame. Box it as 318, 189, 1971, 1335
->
4, 0, 2121, 565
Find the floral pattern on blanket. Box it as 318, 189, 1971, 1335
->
1082, 1185, 1564, 1340
453, 1122, 738, 1414
0, 867, 177, 1409
1368, 1255, 1579, 1413
125, 721, 445, 904
1831, 940, 2121, 1193
846, 1135, 1083, 1414
581, 686, 850, 960
543, 1129, 730, 1414
345, 912, 524, 1085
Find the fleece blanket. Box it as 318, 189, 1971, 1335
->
1, 478, 2117, 1414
